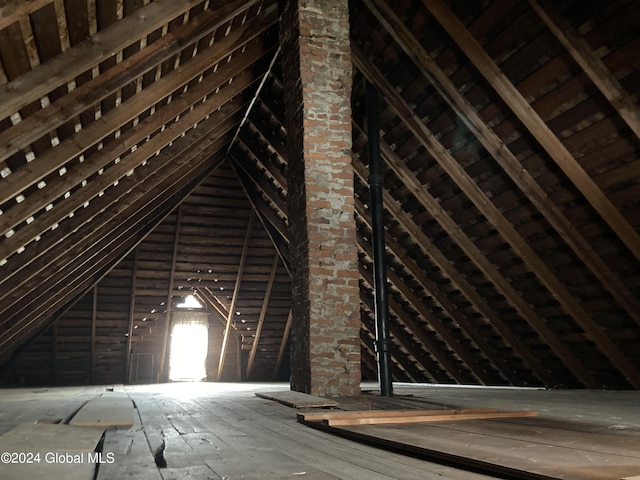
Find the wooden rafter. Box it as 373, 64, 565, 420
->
359, 261, 467, 384
246, 254, 279, 378
0, 150, 227, 359
196, 288, 231, 326
363, 0, 640, 330
354, 49, 640, 388
0, 8, 276, 211
230, 149, 287, 214
528, 0, 640, 140
352, 150, 563, 386
90, 285, 97, 384
0, 0, 269, 165
360, 236, 490, 383
354, 200, 518, 386
237, 134, 288, 190
423, 0, 640, 263
0, 119, 235, 322
228, 151, 291, 274
360, 290, 440, 383
0, 0, 261, 119
360, 312, 424, 383
216, 210, 255, 381
0, 0, 53, 32
125, 248, 139, 384
0, 92, 248, 270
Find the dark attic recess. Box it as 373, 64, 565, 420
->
0, 0, 638, 390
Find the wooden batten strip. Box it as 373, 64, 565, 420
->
323, 411, 538, 427
299, 407, 499, 422
0, 0, 53, 31
0, 141, 231, 358
0, 105, 243, 320
0, 0, 260, 120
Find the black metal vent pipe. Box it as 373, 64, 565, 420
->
366, 80, 393, 397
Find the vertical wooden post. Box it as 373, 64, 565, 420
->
125, 247, 139, 384
90, 285, 97, 384
217, 210, 254, 380
51, 321, 58, 382
236, 335, 242, 381
158, 205, 183, 383
274, 309, 292, 379
246, 254, 279, 379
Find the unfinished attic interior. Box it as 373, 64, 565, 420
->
1, 0, 639, 390
0, 0, 639, 478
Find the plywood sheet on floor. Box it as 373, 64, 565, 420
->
0, 423, 105, 480
326, 418, 640, 480
255, 390, 339, 408
69, 392, 134, 427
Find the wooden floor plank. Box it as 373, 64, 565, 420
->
96, 402, 162, 480
327, 420, 640, 479
69, 392, 135, 427
0, 423, 105, 480
256, 390, 339, 408
2, 382, 639, 479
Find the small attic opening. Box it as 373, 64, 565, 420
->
169, 299, 208, 382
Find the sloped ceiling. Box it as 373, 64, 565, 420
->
0, 0, 639, 388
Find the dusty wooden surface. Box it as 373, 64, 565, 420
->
69, 392, 135, 427
0, 423, 105, 480
0, 382, 639, 479
255, 390, 339, 408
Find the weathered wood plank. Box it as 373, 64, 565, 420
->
323, 410, 538, 426
0, 0, 223, 120
0, 0, 52, 31
0, 423, 105, 480
299, 407, 499, 422
256, 391, 339, 408
424, 0, 640, 264
69, 392, 135, 427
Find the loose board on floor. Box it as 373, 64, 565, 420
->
0, 423, 105, 480
69, 392, 135, 427
309, 418, 640, 480
255, 391, 339, 408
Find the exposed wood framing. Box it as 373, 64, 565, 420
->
364, 0, 640, 330
125, 247, 139, 384
423, 0, 640, 263
353, 48, 640, 388
528, 0, 640, 140
159, 204, 183, 383
217, 210, 255, 381
1, 0, 637, 390
0, 0, 54, 32
352, 154, 553, 386
90, 285, 97, 384
246, 254, 279, 378
274, 310, 292, 378
0, 0, 260, 119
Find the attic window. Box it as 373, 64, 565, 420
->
177, 294, 203, 309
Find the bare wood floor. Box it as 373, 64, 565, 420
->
0, 382, 638, 479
